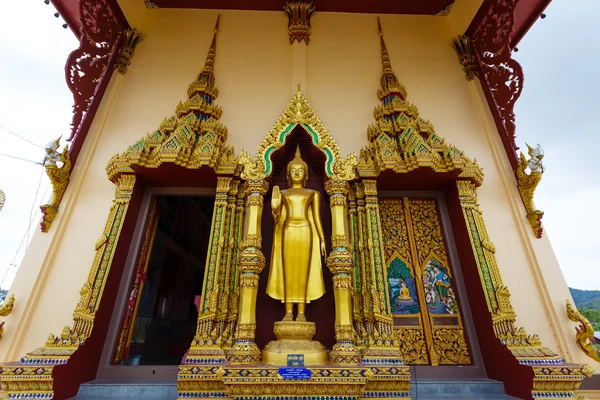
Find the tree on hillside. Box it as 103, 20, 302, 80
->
580, 309, 600, 331
570, 288, 600, 310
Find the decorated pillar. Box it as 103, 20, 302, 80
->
227, 179, 269, 364
224, 183, 246, 348
455, 180, 593, 398
347, 185, 364, 334
355, 183, 373, 331
215, 179, 241, 338
185, 176, 233, 364
325, 180, 361, 364
360, 179, 403, 364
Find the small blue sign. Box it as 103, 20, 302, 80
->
287, 354, 304, 367
278, 367, 312, 381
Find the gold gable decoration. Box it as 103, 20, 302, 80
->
357, 18, 483, 186
240, 86, 357, 182
106, 15, 237, 182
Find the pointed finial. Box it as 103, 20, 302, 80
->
377, 17, 393, 74
295, 145, 302, 158
203, 14, 220, 73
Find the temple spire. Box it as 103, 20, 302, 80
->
375, 17, 407, 101
181, 14, 223, 120
203, 14, 220, 73
377, 17, 394, 75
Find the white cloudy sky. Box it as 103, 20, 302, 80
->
0, 1, 597, 290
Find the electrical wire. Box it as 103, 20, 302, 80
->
0, 124, 44, 149
0, 173, 49, 289
0, 152, 43, 165
26, 169, 46, 245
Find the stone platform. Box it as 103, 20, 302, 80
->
176, 363, 411, 399
75, 377, 517, 399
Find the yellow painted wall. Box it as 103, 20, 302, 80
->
1, 1, 597, 376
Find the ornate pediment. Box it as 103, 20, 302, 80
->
357, 18, 483, 186
239, 86, 357, 182
106, 15, 237, 182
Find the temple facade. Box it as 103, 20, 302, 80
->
0, 0, 598, 399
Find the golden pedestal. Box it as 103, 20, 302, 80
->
261, 321, 328, 366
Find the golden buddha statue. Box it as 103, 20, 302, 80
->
262, 146, 329, 366
266, 146, 326, 322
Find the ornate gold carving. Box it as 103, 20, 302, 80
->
263, 321, 328, 366
40, 139, 72, 233
273, 321, 316, 339
0, 294, 15, 339
116, 28, 142, 75
517, 143, 545, 238
566, 299, 600, 363
106, 15, 237, 182
452, 35, 478, 81
284, 1, 315, 45
393, 328, 428, 364
357, 20, 483, 187
240, 86, 357, 182
322, 179, 361, 364
432, 328, 471, 365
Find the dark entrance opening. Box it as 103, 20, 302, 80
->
118, 195, 214, 366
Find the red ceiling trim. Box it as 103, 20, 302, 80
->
149, 0, 455, 15
50, 0, 83, 39
510, 0, 551, 48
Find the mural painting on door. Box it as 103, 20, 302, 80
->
380, 197, 471, 366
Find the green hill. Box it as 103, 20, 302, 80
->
570, 288, 600, 310
570, 288, 600, 332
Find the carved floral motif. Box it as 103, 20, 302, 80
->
470, 0, 523, 169
66, 0, 127, 156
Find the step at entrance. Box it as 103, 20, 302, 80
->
411, 378, 517, 399
75, 381, 177, 399
75, 378, 517, 400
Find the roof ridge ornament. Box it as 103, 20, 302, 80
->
284, 1, 315, 45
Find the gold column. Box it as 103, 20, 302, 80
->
224, 183, 246, 349
186, 176, 232, 363
360, 179, 403, 364
227, 179, 269, 364
325, 179, 361, 364
216, 179, 241, 339
347, 186, 364, 335
355, 183, 373, 328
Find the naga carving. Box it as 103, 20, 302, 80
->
0, 294, 15, 339
40, 139, 72, 233
516, 143, 544, 238
566, 299, 600, 364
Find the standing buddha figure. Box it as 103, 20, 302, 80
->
266, 146, 326, 322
